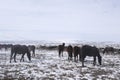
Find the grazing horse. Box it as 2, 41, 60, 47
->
81, 45, 102, 67
67, 45, 73, 60
99, 47, 105, 53
28, 45, 35, 57
0, 44, 12, 51
73, 46, 81, 62
103, 47, 114, 54
58, 43, 65, 57
10, 45, 31, 63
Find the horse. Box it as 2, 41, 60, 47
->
28, 45, 36, 57
67, 45, 73, 60
103, 46, 114, 54
81, 45, 102, 67
99, 47, 105, 53
58, 43, 65, 57
73, 46, 81, 62
0, 44, 12, 51
10, 45, 31, 63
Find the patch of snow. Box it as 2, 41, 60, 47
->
0, 42, 120, 79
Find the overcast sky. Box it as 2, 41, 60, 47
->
0, 0, 120, 42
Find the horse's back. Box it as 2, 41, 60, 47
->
103, 46, 115, 54
73, 46, 81, 56
11, 45, 21, 53
81, 45, 99, 56
22, 45, 29, 53
58, 43, 65, 51
28, 45, 35, 50
11, 45, 29, 54
58, 45, 62, 50
74, 46, 80, 53
67, 45, 73, 53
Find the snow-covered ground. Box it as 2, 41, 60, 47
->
0, 49, 120, 80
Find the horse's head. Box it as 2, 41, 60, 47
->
62, 43, 65, 46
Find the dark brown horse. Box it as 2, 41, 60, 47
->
73, 46, 81, 62
10, 45, 31, 63
0, 44, 12, 51
67, 45, 73, 60
103, 47, 114, 54
81, 45, 102, 67
58, 43, 65, 57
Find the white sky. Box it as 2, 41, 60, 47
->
0, 0, 120, 42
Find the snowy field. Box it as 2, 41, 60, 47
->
0, 48, 120, 80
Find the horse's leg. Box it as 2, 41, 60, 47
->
74, 55, 77, 62
71, 56, 73, 60
20, 55, 23, 62
76, 55, 78, 62
14, 53, 17, 62
81, 56, 85, 67
93, 56, 96, 66
82, 60, 84, 67
31, 51, 33, 57
74, 56, 76, 62
79, 54, 81, 61
59, 50, 61, 57
68, 53, 69, 60
27, 52, 31, 62
68, 52, 70, 60
20, 53, 25, 62
10, 52, 14, 63
62, 51, 63, 57
33, 50, 35, 57
68, 56, 69, 60
23, 53, 25, 62
98, 55, 102, 65
71, 52, 73, 60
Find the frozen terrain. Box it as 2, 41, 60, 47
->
0, 41, 120, 80
0, 49, 120, 80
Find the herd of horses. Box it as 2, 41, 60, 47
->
58, 43, 102, 67
0, 43, 119, 67
58, 43, 120, 67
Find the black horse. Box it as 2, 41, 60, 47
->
103, 47, 114, 54
10, 45, 31, 63
67, 45, 73, 60
28, 45, 35, 57
73, 46, 81, 62
58, 43, 65, 57
81, 45, 102, 67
